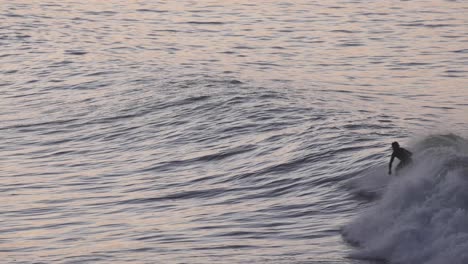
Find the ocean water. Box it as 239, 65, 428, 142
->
1, 1, 467, 263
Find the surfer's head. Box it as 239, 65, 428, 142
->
392, 141, 400, 150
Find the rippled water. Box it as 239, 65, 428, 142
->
1, 1, 467, 263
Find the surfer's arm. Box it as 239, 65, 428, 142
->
388, 154, 395, 175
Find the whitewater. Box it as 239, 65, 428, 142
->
345, 134, 468, 264
1, 1, 467, 263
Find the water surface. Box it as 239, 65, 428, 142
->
1, 1, 467, 263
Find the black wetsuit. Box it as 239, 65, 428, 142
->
389, 147, 413, 173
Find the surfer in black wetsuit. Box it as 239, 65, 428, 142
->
388, 141, 413, 175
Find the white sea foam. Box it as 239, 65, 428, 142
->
344, 134, 468, 264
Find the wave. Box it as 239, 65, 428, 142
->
343, 134, 468, 264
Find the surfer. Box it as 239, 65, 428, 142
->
388, 141, 413, 175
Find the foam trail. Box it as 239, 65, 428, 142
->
343, 134, 468, 264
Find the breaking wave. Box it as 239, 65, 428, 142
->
343, 134, 468, 264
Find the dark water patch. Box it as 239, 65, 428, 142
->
188, 9, 214, 13
213, 230, 277, 239
193, 145, 257, 162
41, 221, 88, 229
255, 92, 284, 100
38, 137, 74, 146
92, 107, 160, 124
424, 24, 454, 28
71, 17, 97, 22
1, 118, 81, 131
405, 93, 434, 99
50, 60, 74, 66
0, 247, 37, 253
389, 67, 410, 71
246, 61, 281, 67
176, 95, 212, 105
47, 150, 76, 157
7, 206, 61, 217
233, 45, 256, 49
40, 3, 62, 7
397, 62, 431, 67
0, 53, 19, 58
191, 224, 235, 231
422, 105, 456, 110
343, 124, 390, 130
338, 42, 364, 47
398, 23, 426, 27
440, 74, 463, 78
84, 71, 121, 77
186, 21, 225, 25
223, 96, 252, 106
16, 33, 33, 39
135, 234, 168, 242
132, 247, 154, 252
445, 70, 467, 73
356, 95, 376, 100
3, 70, 18, 74
358, 109, 371, 113
136, 9, 168, 13
194, 244, 257, 251
186, 174, 225, 185
378, 119, 392, 123
333, 145, 367, 154
228, 79, 242, 84
220, 50, 236, 54
361, 12, 389, 16
118, 188, 232, 204
317, 89, 354, 94
278, 29, 295, 33
441, 35, 462, 39
4, 13, 23, 18
0, 82, 14, 88
83, 11, 118, 16
65, 50, 87, 55
151, 29, 178, 33
331, 30, 359, 34
271, 79, 293, 83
